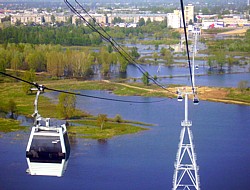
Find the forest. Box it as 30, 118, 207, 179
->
0, 43, 132, 79
0, 20, 180, 80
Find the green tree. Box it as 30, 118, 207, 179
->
155, 44, 159, 51
57, 93, 76, 119
160, 47, 167, 56
131, 47, 140, 59
67, 15, 73, 24
11, 51, 24, 71
238, 80, 248, 93
188, 19, 193, 25
25, 51, 46, 72
207, 56, 215, 70
117, 54, 128, 73
153, 52, 158, 64
146, 18, 152, 25
51, 15, 56, 23
142, 72, 149, 86
164, 49, 174, 66
98, 48, 110, 75
0, 57, 6, 72
22, 69, 36, 94
201, 7, 210, 15
97, 114, 108, 130
112, 17, 124, 24
46, 51, 65, 77
227, 55, 234, 70
215, 52, 226, 71
8, 99, 17, 118
154, 31, 164, 40
138, 18, 145, 26
114, 114, 123, 123
108, 44, 113, 53
153, 75, 158, 81
0, 48, 7, 72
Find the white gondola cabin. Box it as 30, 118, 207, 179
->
177, 94, 183, 102
26, 85, 70, 177
26, 122, 70, 177
193, 97, 199, 105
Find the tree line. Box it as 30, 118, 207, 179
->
203, 29, 250, 72
206, 29, 250, 53
0, 43, 131, 78
0, 25, 102, 46
0, 18, 180, 46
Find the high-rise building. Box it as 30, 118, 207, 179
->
167, 10, 181, 28
184, 4, 194, 25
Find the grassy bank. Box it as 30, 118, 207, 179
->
0, 118, 26, 133
0, 78, 249, 138
68, 119, 150, 139
0, 82, 61, 118
0, 80, 154, 138
1, 79, 249, 118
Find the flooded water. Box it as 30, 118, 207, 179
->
1, 91, 250, 190
91, 63, 249, 87
87, 38, 250, 88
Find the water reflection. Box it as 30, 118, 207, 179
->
98, 139, 108, 145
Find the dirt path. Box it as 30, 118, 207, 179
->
103, 80, 176, 94
103, 80, 250, 106
219, 28, 248, 35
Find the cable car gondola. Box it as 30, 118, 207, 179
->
176, 89, 183, 102
177, 95, 183, 102
193, 96, 199, 105
26, 86, 70, 177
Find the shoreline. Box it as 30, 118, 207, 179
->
42, 79, 250, 106
0, 79, 249, 139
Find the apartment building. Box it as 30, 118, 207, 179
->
71, 14, 107, 25
184, 4, 194, 25
167, 10, 181, 29
107, 13, 168, 24
11, 14, 43, 25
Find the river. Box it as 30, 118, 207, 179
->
0, 90, 250, 190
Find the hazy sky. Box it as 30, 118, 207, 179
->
0, 0, 247, 2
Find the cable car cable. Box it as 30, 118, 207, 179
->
179, 0, 195, 95
0, 71, 168, 104
74, 0, 153, 78
64, 0, 170, 92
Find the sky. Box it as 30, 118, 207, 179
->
0, 0, 248, 2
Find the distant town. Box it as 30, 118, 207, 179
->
0, 1, 250, 31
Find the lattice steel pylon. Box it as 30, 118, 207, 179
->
173, 91, 200, 190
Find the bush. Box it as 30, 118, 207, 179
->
57, 92, 76, 119
238, 80, 248, 93
114, 114, 123, 123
